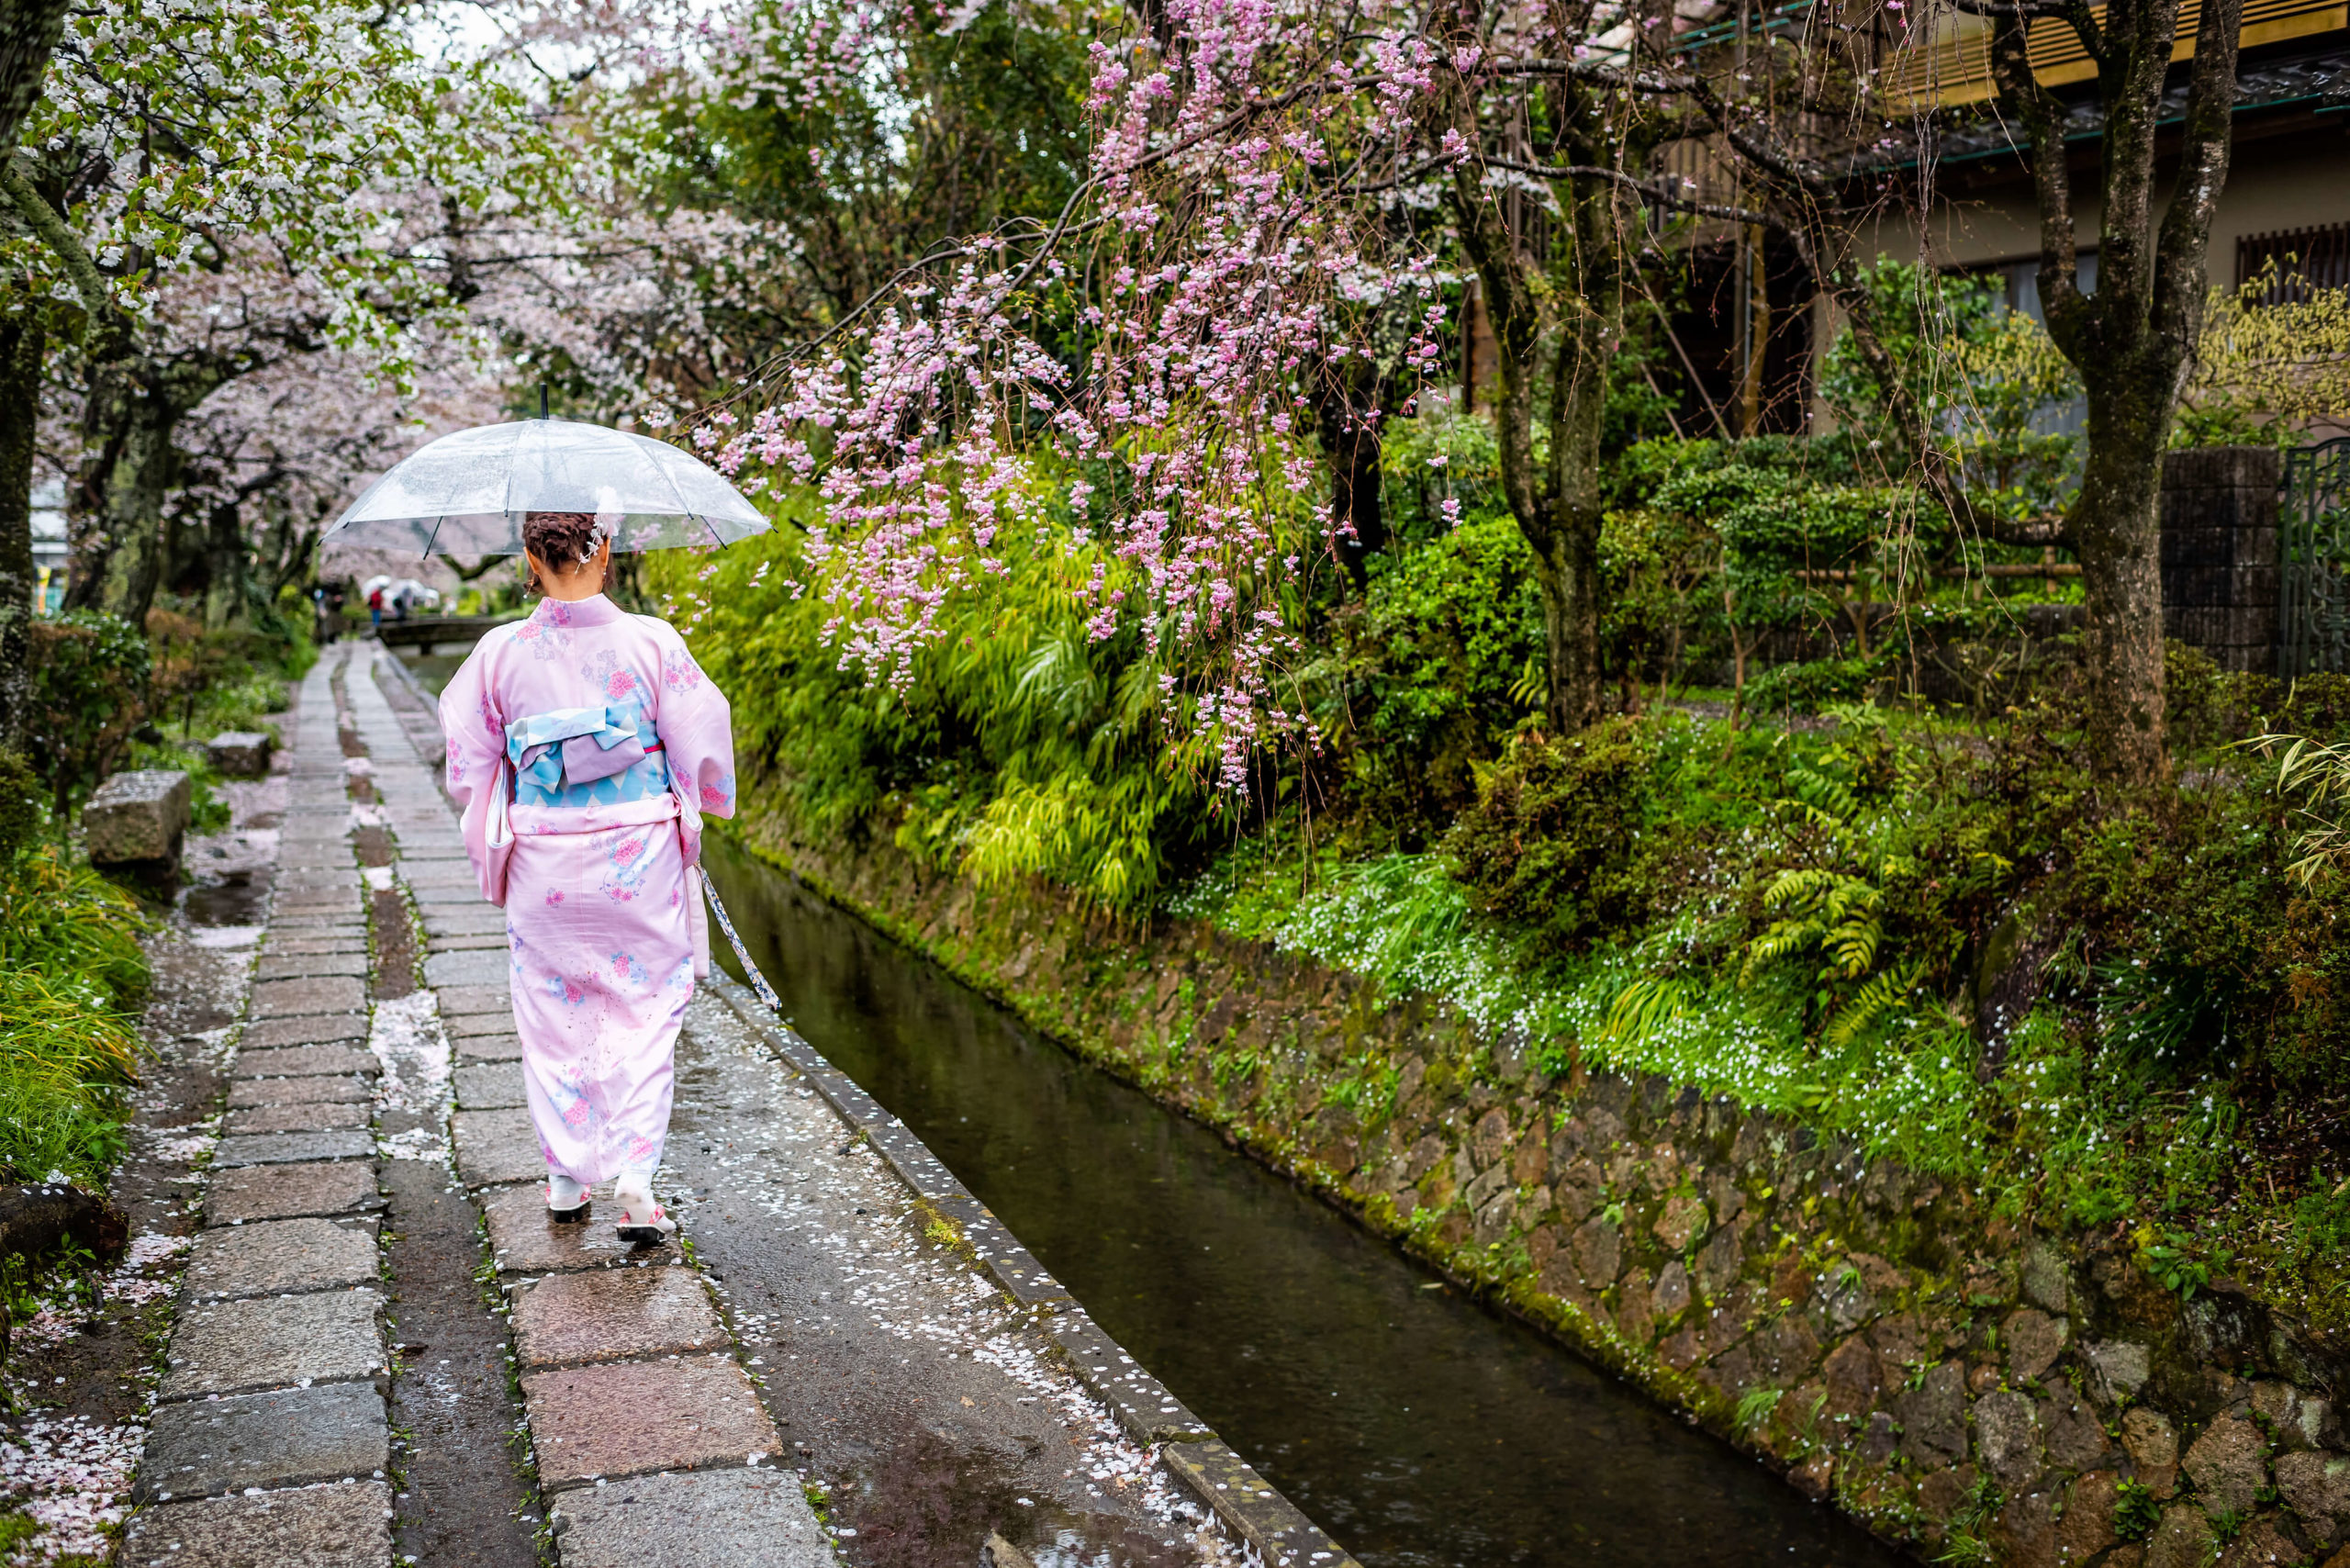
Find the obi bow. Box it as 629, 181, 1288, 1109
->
504, 704, 652, 795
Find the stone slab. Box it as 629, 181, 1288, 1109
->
423, 950, 509, 989
453, 1109, 542, 1186
481, 1183, 645, 1273
185, 1217, 380, 1301
453, 1063, 524, 1109
1048, 1306, 1214, 1442
274, 899, 365, 921
121, 1479, 393, 1568
1161, 1439, 1362, 1568
431, 933, 509, 952
257, 954, 370, 981
214, 1130, 374, 1168
521, 1356, 777, 1486
422, 911, 508, 936
455, 1036, 523, 1064
275, 869, 360, 891
435, 985, 511, 1017
265, 935, 372, 957
235, 1044, 375, 1078
445, 1013, 514, 1038
511, 1268, 723, 1368
161, 1288, 384, 1400
251, 977, 367, 1019
548, 1466, 832, 1568
138, 1383, 387, 1502
207, 1162, 383, 1226
228, 1074, 372, 1110
225, 1101, 370, 1136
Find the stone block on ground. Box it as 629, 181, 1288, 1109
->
228, 1074, 372, 1110
452, 1109, 542, 1186
445, 1012, 514, 1038
455, 1035, 522, 1064
185, 1216, 380, 1300
207, 1162, 383, 1225
225, 1102, 370, 1137
482, 1182, 640, 1273
423, 950, 509, 990
422, 910, 508, 936
549, 1466, 831, 1568
205, 731, 275, 777
138, 1383, 387, 1501
85, 769, 193, 866
234, 1043, 375, 1078
511, 1267, 723, 1368
430, 933, 508, 953
264, 935, 371, 957
521, 1356, 778, 1486
121, 1478, 393, 1568
251, 976, 367, 1020
453, 1063, 524, 1109
214, 1130, 374, 1168
160, 1288, 383, 1399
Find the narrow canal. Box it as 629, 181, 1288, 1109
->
697, 834, 1905, 1568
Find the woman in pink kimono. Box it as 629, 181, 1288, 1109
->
439, 510, 735, 1243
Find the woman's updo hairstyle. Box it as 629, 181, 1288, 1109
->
521, 510, 605, 597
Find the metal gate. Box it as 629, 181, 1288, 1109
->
2280, 435, 2350, 678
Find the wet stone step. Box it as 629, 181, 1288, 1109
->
228, 1073, 373, 1110
482, 1182, 646, 1273
451, 1109, 543, 1187
214, 1129, 375, 1168
137, 1382, 390, 1502
234, 1043, 375, 1078
520, 1355, 778, 1487
224, 1100, 370, 1136
250, 976, 369, 1019
454, 1036, 523, 1064
445, 1013, 515, 1039
160, 1288, 384, 1400
423, 950, 509, 989
431, 934, 508, 953
509, 1267, 726, 1368
257, 953, 370, 981
435, 984, 511, 1017
185, 1216, 381, 1301
547, 1466, 833, 1568
122, 1477, 394, 1568
207, 1161, 386, 1226
453, 1063, 523, 1109
265, 935, 373, 957
422, 910, 507, 936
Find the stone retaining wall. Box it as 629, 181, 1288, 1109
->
734, 790, 2350, 1568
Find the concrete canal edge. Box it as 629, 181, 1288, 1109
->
730, 799, 2350, 1568
703, 976, 1367, 1568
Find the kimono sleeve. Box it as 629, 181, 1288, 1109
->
437, 639, 511, 900
649, 622, 735, 820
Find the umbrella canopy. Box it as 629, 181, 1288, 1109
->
323, 417, 770, 557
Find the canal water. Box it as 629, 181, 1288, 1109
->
698, 834, 1904, 1568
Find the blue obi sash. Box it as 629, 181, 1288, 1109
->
504, 703, 670, 808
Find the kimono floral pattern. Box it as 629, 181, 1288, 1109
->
437, 593, 734, 1185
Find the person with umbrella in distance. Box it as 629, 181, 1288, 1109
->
324, 409, 768, 1242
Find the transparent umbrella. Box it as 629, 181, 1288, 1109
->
322, 416, 769, 557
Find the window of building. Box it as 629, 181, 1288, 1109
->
2237, 221, 2350, 304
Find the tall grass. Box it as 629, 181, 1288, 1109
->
0, 846, 149, 1185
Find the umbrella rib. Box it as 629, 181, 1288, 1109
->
421, 514, 445, 561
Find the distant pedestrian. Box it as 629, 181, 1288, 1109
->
367, 585, 384, 632
437, 510, 735, 1244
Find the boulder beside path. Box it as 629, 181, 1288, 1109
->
84, 767, 192, 868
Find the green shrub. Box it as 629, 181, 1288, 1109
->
26, 610, 152, 814
1445, 719, 1656, 955
1743, 652, 1897, 714
0, 843, 147, 1186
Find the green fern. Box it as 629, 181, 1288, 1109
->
1823, 958, 1926, 1047
1598, 976, 1689, 1046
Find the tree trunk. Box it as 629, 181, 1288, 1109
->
64, 353, 223, 623
0, 311, 40, 748
0, 0, 70, 158
2071, 375, 2172, 779
1313, 364, 1388, 588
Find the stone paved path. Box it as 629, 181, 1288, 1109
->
124, 640, 1341, 1568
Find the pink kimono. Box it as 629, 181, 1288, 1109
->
439, 594, 736, 1185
